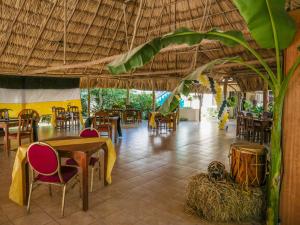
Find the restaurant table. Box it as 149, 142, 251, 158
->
85, 116, 121, 143
0, 119, 39, 156
9, 136, 116, 211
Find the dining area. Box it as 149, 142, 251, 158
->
0, 105, 117, 218
236, 111, 273, 144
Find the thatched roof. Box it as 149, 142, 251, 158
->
0, 0, 299, 91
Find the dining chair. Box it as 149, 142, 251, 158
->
0, 108, 10, 119
54, 107, 71, 129
123, 110, 136, 124
245, 113, 255, 141
93, 111, 112, 139
65, 128, 102, 192
8, 109, 34, 147
27, 142, 79, 216
68, 106, 80, 127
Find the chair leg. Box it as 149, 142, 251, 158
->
27, 182, 34, 213
90, 167, 94, 192
98, 161, 101, 181
49, 185, 52, 196
61, 184, 67, 217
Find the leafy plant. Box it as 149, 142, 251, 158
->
243, 100, 253, 112
227, 96, 238, 108
107, 1, 300, 224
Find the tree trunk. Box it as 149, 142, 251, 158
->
267, 94, 284, 225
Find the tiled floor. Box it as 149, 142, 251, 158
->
0, 120, 262, 225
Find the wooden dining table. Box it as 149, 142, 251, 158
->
18, 136, 112, 211
0, 119, 19, 155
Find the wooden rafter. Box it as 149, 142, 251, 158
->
98, 11, 124, 74
0, 0, 26, 56
20, 0, 58, 71
81, 1, 117, 74
45, 0, 79, 67
68, 0, 103, 65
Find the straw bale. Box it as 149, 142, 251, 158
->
185, 173, 266, 223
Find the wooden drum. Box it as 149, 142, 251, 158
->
229, 143, 267, 187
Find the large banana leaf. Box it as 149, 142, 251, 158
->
159, 58, 236, 114
107, 28, 245, 75
233, 0, 296, 49
107, 38, 161, 75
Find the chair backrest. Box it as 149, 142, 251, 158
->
18, 109, 34, 133
55, 107, 66, 117
80, 128, 100, 138
18, 109, 40, 122
68, 106, 79, 113
27, 142, 59, 176
93, 111, 110, 126
0, 109, 10, 119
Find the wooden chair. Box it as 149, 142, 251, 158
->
236, 112, 246, 138
155, 113, 172, 133
123, 110, 136, 124
93, 111, 112, 139
136, 110, 142, 123
68, 106, 80, 127
8, 109, 34, 147
54, 107, 70, 129
0, 109, 10, 119
245, 113, 255, 141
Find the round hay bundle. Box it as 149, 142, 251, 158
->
185, 173, 266, 222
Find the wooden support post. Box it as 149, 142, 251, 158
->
126, 88, 130, 105
152, 90, 156, 112
223, 78, 228, 99
152, 79, 156, 111
263, 80, 268, 112
87, 78, 91, 117
281, 9, 300, 225
198, 93, 203, 122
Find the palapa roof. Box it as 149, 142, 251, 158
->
0, 0, 299, 91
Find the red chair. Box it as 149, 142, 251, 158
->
65, 128, 101, 192
26, 142, 79, 216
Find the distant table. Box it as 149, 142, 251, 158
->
0, 119, 19, 155
85, 116, 121, 143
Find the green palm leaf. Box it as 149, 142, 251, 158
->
233, 0, 296, 49
107, 28, 245, 75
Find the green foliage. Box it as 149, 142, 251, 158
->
243, 100, 253, 112
252, 105, 264, 117
226, 96, 237, 107
233, 0, 296, 49
80, 88, 154, 119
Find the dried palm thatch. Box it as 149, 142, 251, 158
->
0, 0, 299, 91
185, 173, 266, 223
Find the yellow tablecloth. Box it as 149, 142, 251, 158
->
149, 112, 158, 128
9, 137, 116, 206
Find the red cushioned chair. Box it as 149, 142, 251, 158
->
65, 128, 101, 192
27, 142, 79, 217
